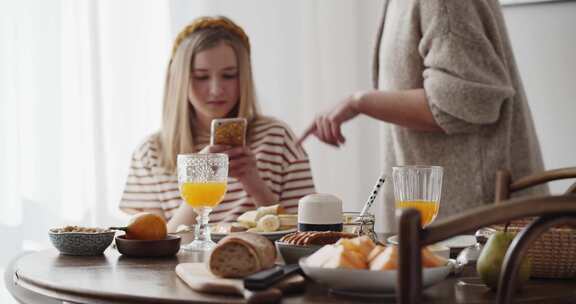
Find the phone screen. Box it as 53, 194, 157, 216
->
210, 118, 247, 146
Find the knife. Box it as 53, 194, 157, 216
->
243, 264, 301, 291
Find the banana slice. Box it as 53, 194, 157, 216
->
255, 204, 284, 221
237, 210, 258, 228
256, 214, 281, 232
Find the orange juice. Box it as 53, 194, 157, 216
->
395, 200, 439, 226
181, 182, 227, 208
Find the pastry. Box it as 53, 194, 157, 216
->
278, 231, 355, 246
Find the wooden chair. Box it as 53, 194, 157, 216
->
396, 195, 576, 304
495, 167, 576, 202
494, 167, 576, 278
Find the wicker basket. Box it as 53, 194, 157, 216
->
493, 219, 576, 279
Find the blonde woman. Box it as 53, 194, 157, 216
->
299, 0, 547, 232
120, 16, 315, 232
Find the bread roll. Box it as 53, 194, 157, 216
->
208, 232, 276, 278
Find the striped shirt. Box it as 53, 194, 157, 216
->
119, 117, 316, 222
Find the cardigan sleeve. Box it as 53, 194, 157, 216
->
418, 1, 516, 134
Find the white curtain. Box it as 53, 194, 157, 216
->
0, 0, 387, 282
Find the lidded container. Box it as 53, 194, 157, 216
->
298, 193, 343, 232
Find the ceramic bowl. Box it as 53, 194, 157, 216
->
276, 241, 322, 264
48, 228, 115, 256
115, 234, 181, 257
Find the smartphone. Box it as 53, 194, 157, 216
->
210, 118, 247, 147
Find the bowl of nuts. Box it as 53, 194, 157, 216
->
49, 226, 115, 256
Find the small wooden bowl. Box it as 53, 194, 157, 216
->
115, 234, 181, 257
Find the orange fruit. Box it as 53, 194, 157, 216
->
125, 212, 167, 240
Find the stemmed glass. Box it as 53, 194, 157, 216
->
392, 165, 443, 227
177, 153, 228, 252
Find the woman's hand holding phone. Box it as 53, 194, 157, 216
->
200, 144, 278, 206
201, 145, 258, 181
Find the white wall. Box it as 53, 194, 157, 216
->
502, 1, 576, 193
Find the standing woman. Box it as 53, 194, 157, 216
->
299, 0, 547, 232
120, 16, 315, 232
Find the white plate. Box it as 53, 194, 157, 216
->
384, 236, 450, 259
437, 235, 477, 249
211, 228, 297, 242
387, 235, 477, 250
299, 257, 451, 293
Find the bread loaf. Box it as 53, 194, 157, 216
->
208, 232, 276, 278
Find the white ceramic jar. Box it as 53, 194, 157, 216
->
297, 193, 343, 232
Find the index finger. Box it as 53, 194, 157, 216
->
296, 123, 316, 146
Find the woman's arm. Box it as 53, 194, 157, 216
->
239, 172, 279, 207
225, 146, 279, 207
298, 88, 442, 147
354, 89, 442, 132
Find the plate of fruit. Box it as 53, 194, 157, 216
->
209, 204, 297, 241
299, 235, 452, 294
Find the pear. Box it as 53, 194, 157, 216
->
476, 231, 531, 291
110, 212, 167, 240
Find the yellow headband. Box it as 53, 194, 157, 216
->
171, 16, 250, 57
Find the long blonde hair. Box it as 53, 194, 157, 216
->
158, 16, 260, 172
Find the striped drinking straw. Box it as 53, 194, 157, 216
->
359, 173, 387, 218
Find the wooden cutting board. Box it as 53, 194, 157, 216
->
175, 263, 305, 304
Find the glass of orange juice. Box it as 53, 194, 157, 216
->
177, 153, 228, 251
392, 166, 443, 227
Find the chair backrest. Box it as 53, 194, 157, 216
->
396, 195, 576, 304
495, 167, 576, 203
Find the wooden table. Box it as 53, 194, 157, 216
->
7, 246, 576, 303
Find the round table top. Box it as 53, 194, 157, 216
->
13, 248, 353, 304
11, 248, 576, 304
